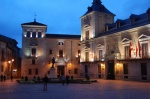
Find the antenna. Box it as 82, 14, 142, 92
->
34, 12, 37, 22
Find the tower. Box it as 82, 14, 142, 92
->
21, 19, 47, 78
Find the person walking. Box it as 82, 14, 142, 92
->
61, 75, 66, 85
43, 75, 49, 91
1, 74, 3, 82
66, 75, 70, 85
11, 75, 13, 82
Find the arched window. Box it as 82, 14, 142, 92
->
38, 32, 42, 38
27, 31, 30, 37
32, 32, 36, 38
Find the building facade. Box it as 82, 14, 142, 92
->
21, 20, 80, 79
80, 0, 150, 81
0, 34, 21, 78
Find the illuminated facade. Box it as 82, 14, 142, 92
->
80, 0, 150, 81
21, 20, 80, 79
0, 34, 21, 78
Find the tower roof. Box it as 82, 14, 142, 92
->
83, 0, 115, 16
21, 19, 47, 26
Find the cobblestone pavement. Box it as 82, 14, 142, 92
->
0, 79, 150, 99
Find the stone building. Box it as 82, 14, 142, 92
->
0, 34, 21, 78
80, 0, 150, 81
21, 20, 80, 79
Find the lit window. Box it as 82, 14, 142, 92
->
99, 50, 103, 60
124, 46, 130, 59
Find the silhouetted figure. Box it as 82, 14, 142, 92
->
66, 75, 70, 85
11, 75, 13, 82
21, 75, 24, 80
37, 76, 40, 82
61, 75, 66, 85
25, 76, 28, 82
1, 74, 3, 82
43, 75, 49, 91
33, 76, 36, 81
3, 75, 6, 82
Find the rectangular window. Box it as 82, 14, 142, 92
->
99, 50, 103, 60
32, 59, 35, 64
35, 68, 38, 75
85, 52, 89, 61
142, 43, 148, 58
141, 63, 147, 75
124, 46, 130, 59
59, 50, 63, 57
32, 48, 36, 56
49, 50, 52, 54
74, 68, 78, 74
86, 31, 89, 40
123, 63, 128, 74
28, 69, 32, 75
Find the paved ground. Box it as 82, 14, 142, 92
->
0, 79, 150, 99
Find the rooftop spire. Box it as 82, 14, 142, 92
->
34, 13, 37, 22
92, 0, 102, 4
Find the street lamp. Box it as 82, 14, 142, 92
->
8, 59, 14, 77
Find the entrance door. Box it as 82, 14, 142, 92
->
84, 65, 88, 77
107, 60, 115, 79
57, 66, 65, 77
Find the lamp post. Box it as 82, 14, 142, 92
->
8, 59, 14, 78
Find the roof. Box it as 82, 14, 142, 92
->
83, 0, 115, 16
46, 34, 81, 39
21, 20, 47, 26
97, 9, 150, 38
0, 34, 18, 44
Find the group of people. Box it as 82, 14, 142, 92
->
61, 75, 70, 85
0, 74, 6, 82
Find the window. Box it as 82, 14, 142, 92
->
142, 43, 148, 58
59, 50, 63, 57
49, 50, 52, 55
35, 68, 38, 75
124, 46, 130, 59
32, 59, 35, 64
32, 32, 36, 38
141, 63, 147, 75
85, 52, 89, 61
123, 63, 128, 74
27, 31, 30, 37
31, 48, 36, 56
86, 31, 89, 40
99, 50, 103, 60
1, 65, 3, 72
58, 42, 64, 45
74, 68, 78, 74
1, 50, 5, 61
28, 69, 32, 75
38, 32, 42, 38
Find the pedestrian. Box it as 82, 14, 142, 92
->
3, 75, 6, 82
43, 75, 49, 91
61, 75, 66, 85
66, 75, 70, 85
11, 75, 13, 82
25, 76, 28, 82
1, 74, 3, 82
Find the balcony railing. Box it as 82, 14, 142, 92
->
116, 53, 150, 60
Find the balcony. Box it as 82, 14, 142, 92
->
116, 53, 150, 61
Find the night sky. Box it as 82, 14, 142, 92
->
0, 0, 150, 48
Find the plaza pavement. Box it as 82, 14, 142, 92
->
0, 79, 150, 99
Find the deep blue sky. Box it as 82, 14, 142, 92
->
0, 0, 150, 48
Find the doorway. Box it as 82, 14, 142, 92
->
57, 66, 65, 77
107, 60, 115, 79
